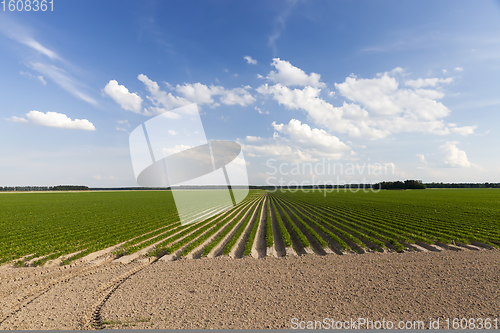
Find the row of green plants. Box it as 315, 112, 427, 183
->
201, 199, 259, 256
243, 199, 264, 256
272, 198, 310, 249
275, 198, 345, 250
179, 198, 259, 257
278, 189, 500, 245
291, 200, 406, 252
153, 197, 259, 257
272, 189, 500, 250
223, 198, 264, 255
270, 198, 292, 248
287, 199, 372, 252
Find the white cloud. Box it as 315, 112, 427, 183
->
163, 144, 193, 155
138, 74, 192, 115
0, 19, 61, 60
233, 73, 239, 77
219, 87, 255, 106
137, 74, 256, 114
37, 75, 47, 85
20, 71, 47, 85
7, 111, 96, 131
455, 67, 463, 72
257, 74, 264, 79
6, 116, 28, 123
22, 38, 60, 60
242, 119, 352, 163
1, 19, 101, 107
244, 56, 258, 65
30, 63, 97, 106
255, 107, 269, 114
440, 142, 471, 167
175, 82, 224, 106
268, 1, 297, 56
404, 77, 453, 88
273, 119, 351, 154
414, 89, 445, 99
103, 80, 143, 113
168, 130, 178, 135
266, 58, 325, 88
416, 154, 426, 163
116, 119, 130, 132
257, 83, 388, 139
258, 66, 475, 139
450, 125, 477, 135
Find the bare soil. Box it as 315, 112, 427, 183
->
0, 249, 499, 330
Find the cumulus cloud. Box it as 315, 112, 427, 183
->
273, 119, 350, 154
244, 56, 258, 65
6, 116, 28, 123
404, 77, 453, 88
7, 111, 96, 131
258, 64, 476, 139
219, 87, 255, 106
440, 142, 471, 167
134, 74, 256, 115
241, 119, 352, 163
138, 74, 192, 115
454, 67, 463, 72
450, 125, 477, 135
175, 82, 224, 106
103, 80, 143, 113
257, 83, 388, 139
266, 58, 325, 88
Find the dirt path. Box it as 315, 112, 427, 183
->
0, 249, 498, 330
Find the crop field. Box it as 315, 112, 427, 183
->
1, 189, 499, 267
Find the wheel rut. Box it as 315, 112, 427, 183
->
84, 260, 154, 330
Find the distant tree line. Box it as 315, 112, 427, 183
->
0, 185, 89, 192
425, 182, 500, 189
2, 183, 500, 192
375, 180, 426, 190
374, 181, 500, 190
90, 185, 262, 191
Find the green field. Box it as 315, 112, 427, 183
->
272, 188, 500, 251
1, 189, 499, 266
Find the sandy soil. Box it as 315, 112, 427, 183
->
0, 249, 499, 330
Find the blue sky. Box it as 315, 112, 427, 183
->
1, 0, 500, 187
